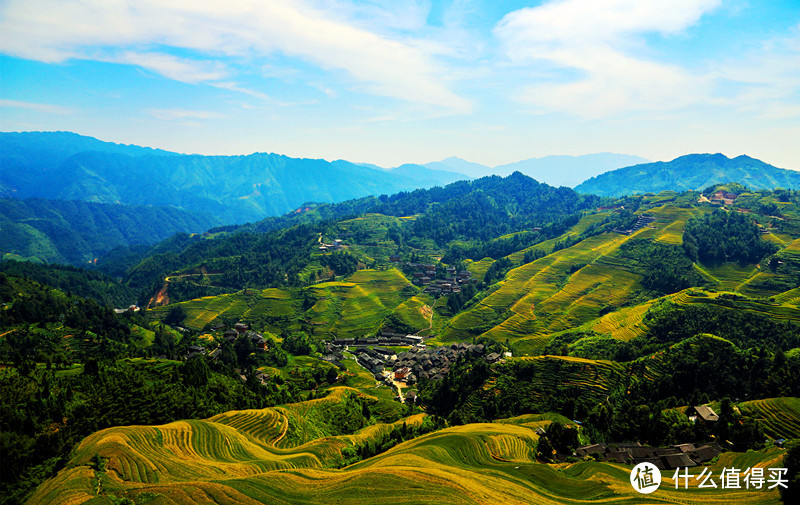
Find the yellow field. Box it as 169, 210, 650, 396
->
441, 229, 646, 349
29, 397, 784, 505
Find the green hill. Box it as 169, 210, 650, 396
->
0, 197, 219, 266
575, 153, 800, 197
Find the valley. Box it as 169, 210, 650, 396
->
2, 154, 800, 505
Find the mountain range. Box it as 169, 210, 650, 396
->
0, 132, 471, 224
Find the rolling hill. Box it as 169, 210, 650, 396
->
6, 175, 800, 504
575, 153, 800, 197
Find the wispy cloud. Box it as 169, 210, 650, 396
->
494, 0, 721, 117
0, 0, 469, 113
0, 99, 75, 115
714, 24, 800, 119
146, 108, 221, 121
116, 52, 228, 84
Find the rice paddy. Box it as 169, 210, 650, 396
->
738, 397, 800, 440
28, 398, 785, 505
441, 229, 646, 349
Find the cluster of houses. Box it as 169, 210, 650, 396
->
332, 330, 424, 348
612, 213, 656, 235
183, 322, 268, 360
572, 441, 721, 470
709, 190, 738, 205
318, 239, 343, 252
322, 336, 499, 386
386, 342, 491, 384
221, 323, 268, 351
567, 405, 721, 469
396, 262, 477, 295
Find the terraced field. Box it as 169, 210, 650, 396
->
152, 288, 297, 331
647, 205, 711, 244
589, 301, 654, 340
392, 294, 434, 334
29, 403, 784, 505
305, 268, 414, 337
492, 356, 629, 407
441, 229, 645, 350
669, 289, 800, 322
739, 397, 800, 440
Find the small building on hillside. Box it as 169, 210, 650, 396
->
687, 405, 719, 424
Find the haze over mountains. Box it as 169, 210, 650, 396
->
424, 153, 651, 187
3, 131, 800, 268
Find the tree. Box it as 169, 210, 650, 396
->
781, 441, 800, 505
537, 436, 554, 462
164, 304, 187, 326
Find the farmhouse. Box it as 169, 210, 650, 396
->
686, 405, 719, 424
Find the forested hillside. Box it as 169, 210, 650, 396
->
0, 197, 219, 265
575, 153, 800, 196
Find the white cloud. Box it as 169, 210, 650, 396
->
0, 0, 468, 113
494, 0, 721, 117
211, 82, 271, 101
116, 52, 228, 83
0, 99, 75, 115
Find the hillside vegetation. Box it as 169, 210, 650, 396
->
575, 153, 800, 197
6, 175, 800, 504
0, 198, 219, 266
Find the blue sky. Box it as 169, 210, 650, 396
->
2, 0, 799, 169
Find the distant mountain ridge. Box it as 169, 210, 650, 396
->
0, 132, 470, 224
574, 153, 800, 197
423, 153, 650, 187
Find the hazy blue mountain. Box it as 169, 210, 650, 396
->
0, 132, 450, 223
390, 163, 469, 186
574, 153, 800, 197
0, 197, 219, 266
493, 153, 651, 187
0, 131, 177, 197
423, 157, 489, 178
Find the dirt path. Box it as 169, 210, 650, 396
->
414, 305, 434, 336
272, 411, 290, 445
393, 380, 406, 403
